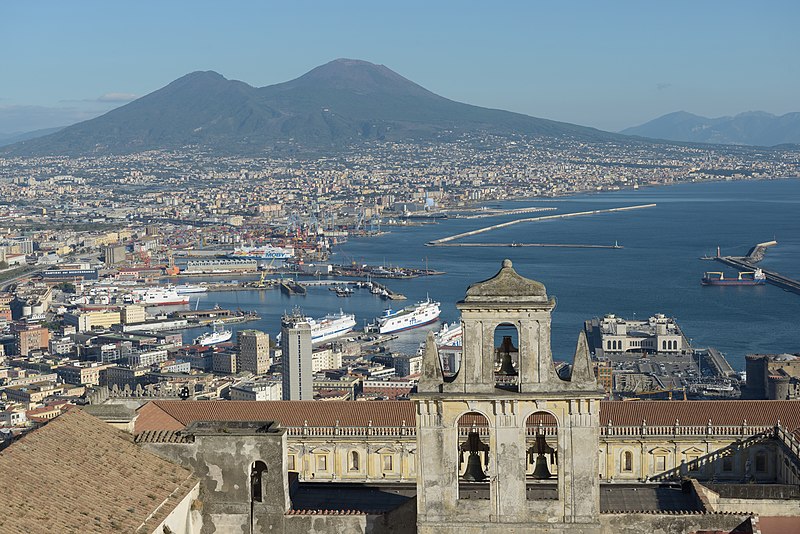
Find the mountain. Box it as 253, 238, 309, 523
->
622, 111, 800, 146
3, 59, 624, 156
0, 126, 65, 147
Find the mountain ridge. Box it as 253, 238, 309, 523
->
622, 110, 800, 146
3, 59, 625, 156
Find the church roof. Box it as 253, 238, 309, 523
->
135, 399, 800, 434
462, 259, 549, 303
136, 400, 417, 432
0, 408, 197, 534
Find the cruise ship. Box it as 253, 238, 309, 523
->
435, 322, 463, 348
193, 321, 232, 346
372, 299, 441, 335
227, 245, 294, 260
128, 287, 190, 306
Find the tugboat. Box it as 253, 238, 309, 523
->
701, 268, 766, 286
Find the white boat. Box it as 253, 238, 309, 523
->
193, 321, 232, 346
174, 283, 208, 294
308, 310, 357, 345
129, 287, 190, 306
435, 322, 463, 348
373, 299, 440, 334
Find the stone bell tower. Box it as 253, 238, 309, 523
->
415, 259, 603, 534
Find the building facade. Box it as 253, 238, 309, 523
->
281, 316, 312, 400
238, 329, 270, 374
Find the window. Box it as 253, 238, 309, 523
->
655, 455, 666, 472
622, 451, 633, 472
382, 454, 394, 472
350, 451, 360, 471
722, 457, 733, 472
287, 454, 296, 471
687, 455, 699, 472
316, 454, 328, 471
755, 453, 767, 473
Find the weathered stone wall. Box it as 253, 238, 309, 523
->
600, 513, 749, 534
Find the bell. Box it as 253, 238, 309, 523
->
531, 453, 552, 479
497, 335, 518, 376
462, 452, 487, 482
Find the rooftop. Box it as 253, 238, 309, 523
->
0, 408, 197, 534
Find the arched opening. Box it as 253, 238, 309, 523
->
526, 411, 558, 500
494, 323, 519, 390
350, 450, 360, 471
457, 412, 490, 500
251, 460, 268, 503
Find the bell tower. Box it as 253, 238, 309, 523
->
416, 259, 603, 534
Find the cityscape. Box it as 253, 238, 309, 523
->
1, 3, 800, 534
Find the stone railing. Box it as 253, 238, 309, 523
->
601, 423, 774, 439
285, 423, 415, 438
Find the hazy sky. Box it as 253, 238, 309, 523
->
1, 1, 798, 133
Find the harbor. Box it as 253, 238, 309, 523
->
712, 240, 800, 295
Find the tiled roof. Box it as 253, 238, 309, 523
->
136, 400, 417, 432
135, 399, 800, 433
600, 400, 800, 429
0, 408, 197, 534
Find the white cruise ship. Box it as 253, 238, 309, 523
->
435, 322, 462, 348
309, 310, 357, 345
129, 287, 190, 306
373, 299, 441, 335
193, 321, 232, 346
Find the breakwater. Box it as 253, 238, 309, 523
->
426, 204, 657, 246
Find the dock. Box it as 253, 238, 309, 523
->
427, 204, 656, 246
280, 281, 307, 296
432, 243, 622, 249
713, 240, 800, 295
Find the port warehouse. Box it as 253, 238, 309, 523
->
184, 259, 258, 273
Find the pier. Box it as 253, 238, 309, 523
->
432, 243, 622, 249
713, 240, 800, 295
426, 203, 656, 246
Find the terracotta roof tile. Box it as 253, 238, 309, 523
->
136, 400, 416, 433
0, 409, 197, 534
600, 400, 800, 429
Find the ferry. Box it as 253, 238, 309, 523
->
193, 320, 232, 346
227, 245, 294, 260
278, 310, 357, 346
701, 268, 766, 286
309, 310, 357, 345
435, 322, 463, 348
174, 283, 208, 294
128, 287, 190, 306
372, 299, 441, 334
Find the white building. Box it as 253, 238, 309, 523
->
229, 378, 282, 401
597, 313, 685, 354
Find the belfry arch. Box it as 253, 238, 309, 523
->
416, 259, 603, 534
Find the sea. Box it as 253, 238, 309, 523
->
178, 178, 800, 371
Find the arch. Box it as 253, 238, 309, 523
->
457, 411, 490, 495
349, 450, 360, 471
525, 411, 559, 481
621, 451, 633, 472
251, 460, 268, 502
494, 322, 519, 390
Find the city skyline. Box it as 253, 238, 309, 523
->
2, 0, 798, 133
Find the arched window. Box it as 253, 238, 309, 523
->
350, 450, 360, 471
607, 340, 612, 350
662, 340, 666, 350
457, 412, 490, 500
622, 451, 633, 472
494, 323, 519, 390
251, 460, 268, 502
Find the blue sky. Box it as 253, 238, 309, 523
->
1, 1, 798, 133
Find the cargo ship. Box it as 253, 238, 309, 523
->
372, 299, 441, 334
227, 245, 294, 260
193, 320, 232, 346
701, 268, 766, 286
